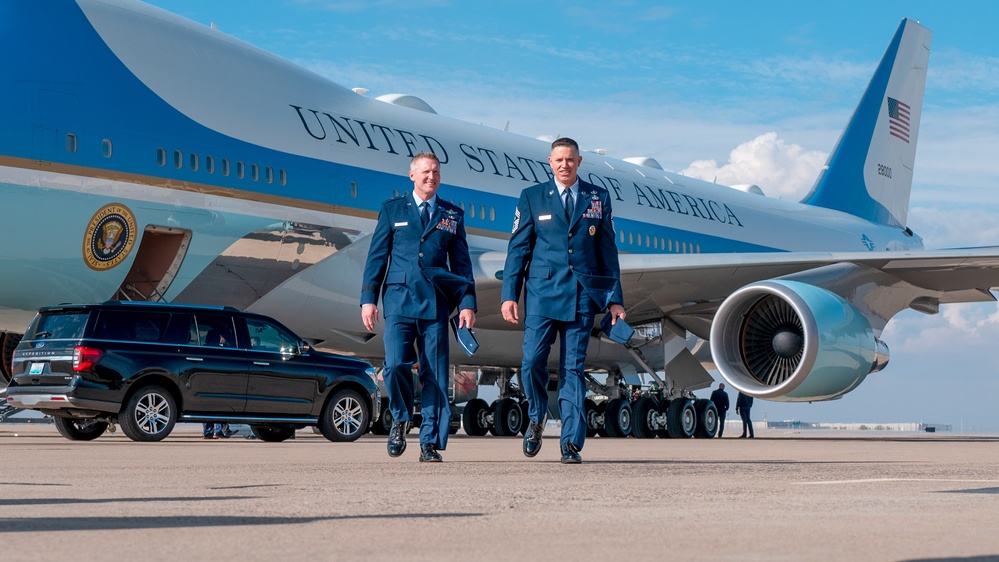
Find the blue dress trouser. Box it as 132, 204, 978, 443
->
740, 408, 754, 437
383, 312, 451, 450
520, 286, 597, 452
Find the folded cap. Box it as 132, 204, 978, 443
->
449, 315, 479, 356
600, 312, 634, 345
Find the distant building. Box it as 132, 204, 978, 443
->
764, 421, 951, 432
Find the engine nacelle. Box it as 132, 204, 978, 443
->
710, 280, 889, 402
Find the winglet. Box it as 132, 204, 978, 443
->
801, 19, 932, 228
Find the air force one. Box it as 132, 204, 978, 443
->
2, 0, 998, 435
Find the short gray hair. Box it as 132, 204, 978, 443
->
410, 152, 440, 171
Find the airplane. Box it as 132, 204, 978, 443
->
3, 0, 999, 438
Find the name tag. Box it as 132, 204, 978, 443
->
539, 214, 552, 221
393, 221, 409, 227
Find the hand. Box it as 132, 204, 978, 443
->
608, 303, 626, 325
458, 308, 476, 329
501, 300, 519, 324
361, 303, 378, 332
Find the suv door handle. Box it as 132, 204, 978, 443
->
185, 357, 204, 362
253, 361, 270, 366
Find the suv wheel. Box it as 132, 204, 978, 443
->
54, 417, 108, 441
319, 388, 369, 442
119, 385, 177, 442
250, 425, 296, 442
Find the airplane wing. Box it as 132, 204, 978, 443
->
475, 247, 999, 332
471, 246, 999, 403
618, 248, 999, 331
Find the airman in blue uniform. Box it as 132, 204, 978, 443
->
361, 152, 476, 462
501, 137, 626, 464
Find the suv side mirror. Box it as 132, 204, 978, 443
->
279, 341, 309, 359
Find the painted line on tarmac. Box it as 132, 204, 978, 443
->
798, 478, 999, 486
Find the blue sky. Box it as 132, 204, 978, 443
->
144, 1, 999, 432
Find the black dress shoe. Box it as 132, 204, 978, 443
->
523, 419, 545, 458
419, 443, 442, 463
560, 442, 582, 464
387, 421, 408, 457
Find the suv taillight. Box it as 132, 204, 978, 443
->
73, 346, 104, 372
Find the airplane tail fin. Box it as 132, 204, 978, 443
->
801, 19, 932, 228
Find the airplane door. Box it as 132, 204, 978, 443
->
32, 89, 83, 166
114, 225, 191, 301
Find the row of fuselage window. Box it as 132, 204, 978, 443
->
64, 133, 290, 186
66, 134, 699, 253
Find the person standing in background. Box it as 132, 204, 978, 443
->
736, 391, 755, 438
710, 383, 730, 438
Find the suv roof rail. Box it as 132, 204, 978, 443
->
100, 300, 243, 312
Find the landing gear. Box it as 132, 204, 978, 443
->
491, 397, 522, 436
462, 398, 490, 436
666, 398, 696, 439
603, 398, 632, 437
584, 398, 599, 437
630, 397, 663, 439
693, 399, 719, 438
371, 399, 392, 435
0, 332, 20, 385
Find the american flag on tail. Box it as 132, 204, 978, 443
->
887, 97, 910, 143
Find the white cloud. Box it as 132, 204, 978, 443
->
679, 132, 827, 199
908, 206, 999, 248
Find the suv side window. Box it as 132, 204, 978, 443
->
193, 314, 238, 348
93, 310, 172, 342
246, 317, 299, 354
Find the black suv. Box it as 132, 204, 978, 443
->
2, 301, 379, 442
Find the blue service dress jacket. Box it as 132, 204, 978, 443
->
501, 179, 623, 320
360, 195, 476, 318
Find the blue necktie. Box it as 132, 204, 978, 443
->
420, 202, 429, 230
563, 189, 574, 222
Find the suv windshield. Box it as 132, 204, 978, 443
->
27, 311, 88, 339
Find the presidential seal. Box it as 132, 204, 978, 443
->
83, 203, 137, 271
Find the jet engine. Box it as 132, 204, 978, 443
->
709, 280, 890, 402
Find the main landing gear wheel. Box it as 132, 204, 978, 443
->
371, 399, 392, 435
492, 397, 522, 437
630, 397, 659, 439
666, 398, 696, 439
693, 399, 719, 438
604, 398, 632, 438
584, 398, 599, 438
462, 398, 490, 436
0, 332, 21, 385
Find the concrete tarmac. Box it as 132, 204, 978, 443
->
1, 422, 998, 562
